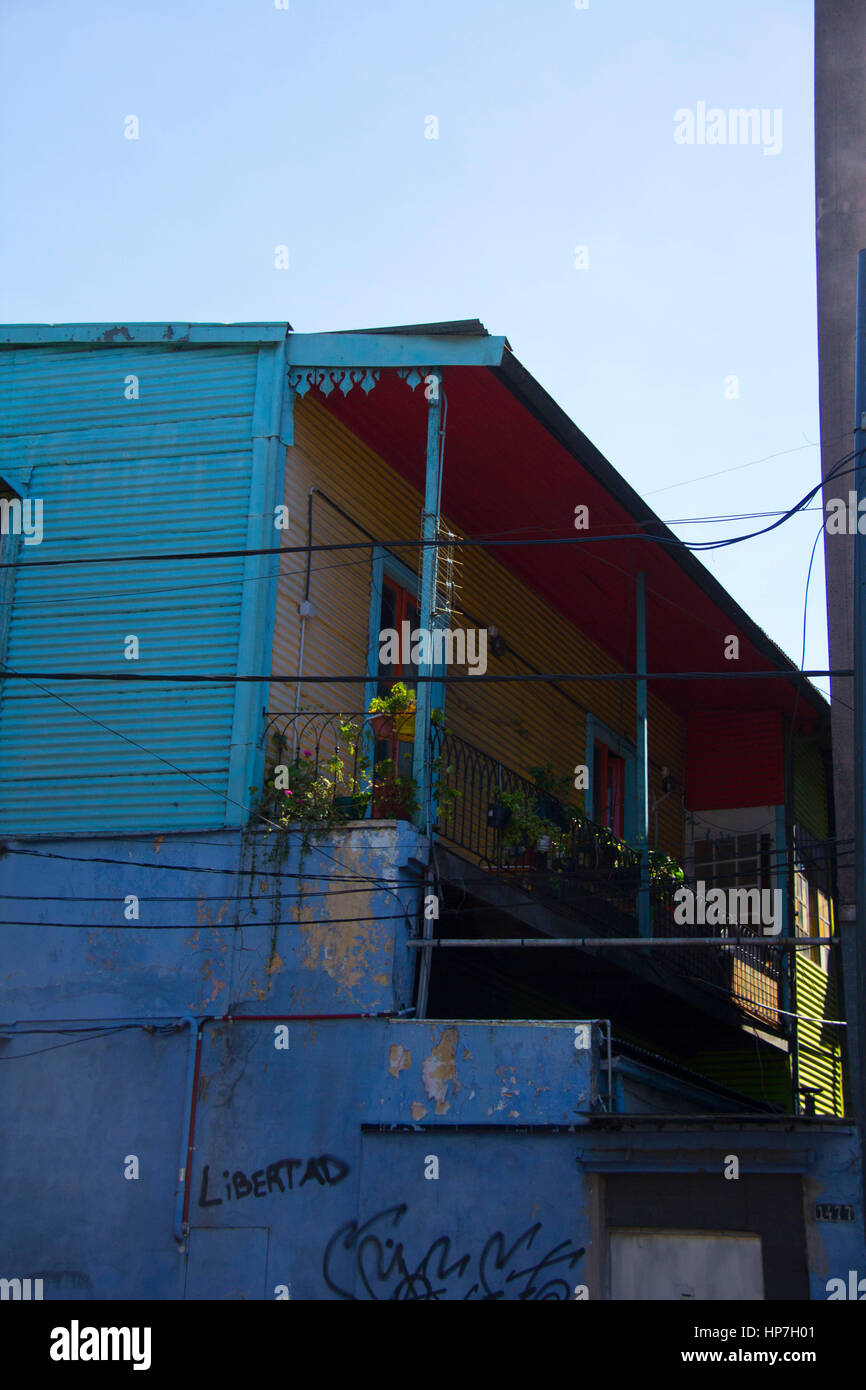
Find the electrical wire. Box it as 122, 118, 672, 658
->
0, 448, 859, 573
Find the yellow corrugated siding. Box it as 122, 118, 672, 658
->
688, 1048, 792, 1108
793, 737, 829, 841
795, 955, 844, 1115
272, 396, 685, 859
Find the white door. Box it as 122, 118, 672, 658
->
609, 1229, 764, 1300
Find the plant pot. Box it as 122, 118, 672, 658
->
372, 785, 415, 820
369, 713, 395, 741
393, 707, 416, 740
534, 794, 569, 830
369, 705, 416, 742
487, 803, 512, 831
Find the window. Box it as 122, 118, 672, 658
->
797, 879, 831, 970
692, 831, 773, 927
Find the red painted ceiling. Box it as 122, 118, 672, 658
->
320, 363, 822, 735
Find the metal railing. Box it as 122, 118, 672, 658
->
260, 712, 785, 1024
431, 726, 783, 1025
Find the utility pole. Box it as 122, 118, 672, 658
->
852, 250, 866, 1166
815, 0, 866, 1236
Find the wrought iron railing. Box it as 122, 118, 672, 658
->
260, 711, 785, 1025
650, 881, 782, 1026
430, 726, 641, 933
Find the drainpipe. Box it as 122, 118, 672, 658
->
174, 1017, 202, 1251
635, 571, 650, 936
412, 377, 444, 831
293, 488, 316, 748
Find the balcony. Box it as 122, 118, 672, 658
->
260, 711, 784, 1028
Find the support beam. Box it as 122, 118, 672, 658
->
412, 381, 444, 828
635, 570, 650, 936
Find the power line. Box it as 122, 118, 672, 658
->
1, 450, 858, 573
0, 667, 849, 683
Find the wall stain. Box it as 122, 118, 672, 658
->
297, 914, 389, 994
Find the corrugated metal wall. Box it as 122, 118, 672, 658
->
688, 1046, 792, 1109
794, 736, 830, 841
273, 395, 686, 859
796, 955, 844, 1115
0, 344, 263, 832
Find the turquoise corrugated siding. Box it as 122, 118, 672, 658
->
0, 344, 265, 833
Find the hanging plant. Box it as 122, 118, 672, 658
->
368, 681, 417, 741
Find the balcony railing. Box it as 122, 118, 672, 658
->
261, 711, 785, 1026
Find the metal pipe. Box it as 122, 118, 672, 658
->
405, 936, 835, 949
412, 379, 444, 830
292, 488, 316, 731
173, 1016, 201, 1249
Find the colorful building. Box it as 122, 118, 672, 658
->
0, 320, 861, 1300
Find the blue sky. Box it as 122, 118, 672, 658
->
0, 0, 828, 686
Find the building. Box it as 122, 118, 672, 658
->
0, 320, 861, 1300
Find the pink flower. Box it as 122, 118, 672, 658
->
303, 749, 312, 757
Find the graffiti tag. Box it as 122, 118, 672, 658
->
323, 1204, 585, 1300
199, 1154, 349, 1206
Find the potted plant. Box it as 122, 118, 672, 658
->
332, 718, 372, 819
487, 801, 512, 832
371, 758, 420, 821
368, 681, 417, 742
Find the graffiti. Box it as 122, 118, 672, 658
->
322, 1204, 585, 1300
199, 1154, 348, 1207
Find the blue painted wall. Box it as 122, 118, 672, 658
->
0, 333, 289, 834
2, 1005, 862, 1299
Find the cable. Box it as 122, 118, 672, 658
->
0, 1025, 139, 1061
0, 666, 849, 683
1, 448, 859, 573
644, 439, 831, 497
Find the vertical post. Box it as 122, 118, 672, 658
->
636, 570, 650, 936
851, 251, 866, 1145
412, 378, 443, 830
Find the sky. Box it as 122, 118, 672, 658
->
0, 0, 829, 690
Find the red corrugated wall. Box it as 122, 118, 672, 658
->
686, 710, 784, 810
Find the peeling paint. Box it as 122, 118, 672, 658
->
410, 1102, 427, 1121
297, 915, 389, 994
422, 1026, 461, 1115
388, 1044, 412, 1078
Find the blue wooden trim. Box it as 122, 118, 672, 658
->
225, 343, 287, 824
286, 332, 507, 369
365, 547, 446, 821
0, 323, 291, 347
